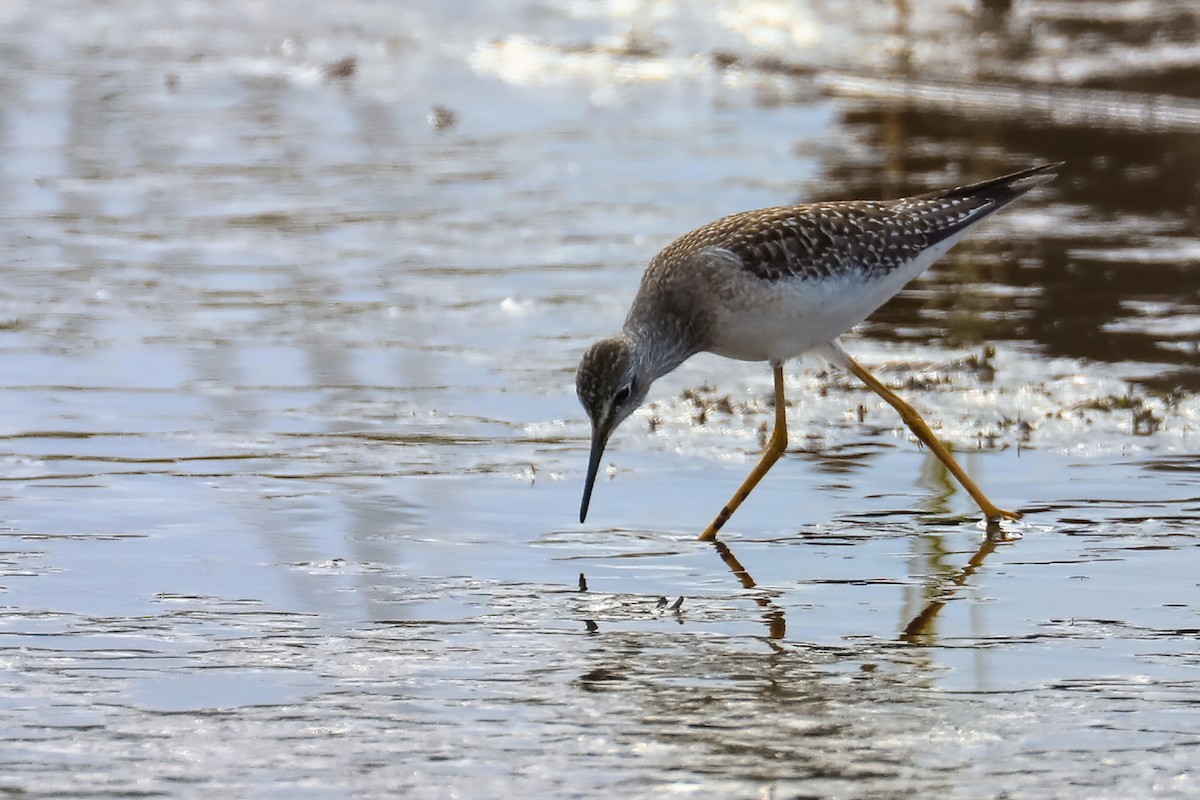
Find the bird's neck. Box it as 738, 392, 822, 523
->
623, 316, 695, 382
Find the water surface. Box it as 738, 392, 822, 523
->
1, 1, 1199, 797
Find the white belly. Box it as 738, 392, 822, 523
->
701, 238, 959, 363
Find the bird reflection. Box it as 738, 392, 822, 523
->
707, 538, 787, 640
900, 521, 1006, 643
704, 520, 1009, 645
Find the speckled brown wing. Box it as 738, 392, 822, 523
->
716, 198, 987, 282
656, 163, 1059, 283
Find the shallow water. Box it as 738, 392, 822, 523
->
2, 1, 1199, 797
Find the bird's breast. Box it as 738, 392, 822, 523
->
701, 268, 916, 363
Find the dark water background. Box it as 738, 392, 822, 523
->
1, 1, 1199, 797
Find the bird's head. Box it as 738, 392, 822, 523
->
575, 335, 652, 523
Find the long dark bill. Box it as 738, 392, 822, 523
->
579, 426, 608, 523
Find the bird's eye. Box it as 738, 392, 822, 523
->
613, 383, 632, 405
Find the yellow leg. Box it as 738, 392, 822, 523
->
840, 352, 1020, 522
699, 364, 788, 541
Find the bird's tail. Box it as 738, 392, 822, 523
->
920, 162, 1063, 205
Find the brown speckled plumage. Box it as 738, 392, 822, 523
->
652, 166, 1052, 284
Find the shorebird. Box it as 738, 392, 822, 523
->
576, 163, 1059, 540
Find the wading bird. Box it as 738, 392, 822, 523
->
576, 163, 1059, 540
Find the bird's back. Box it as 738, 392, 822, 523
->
627, 163, 1060, 363
652, 163, 1060, 286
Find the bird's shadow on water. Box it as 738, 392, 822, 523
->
705, 519, 1015, 644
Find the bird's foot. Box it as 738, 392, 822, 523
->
984, 505, 1023, 522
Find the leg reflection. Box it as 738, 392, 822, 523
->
709, 538, 787, 640
900, 522, 1006, 643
